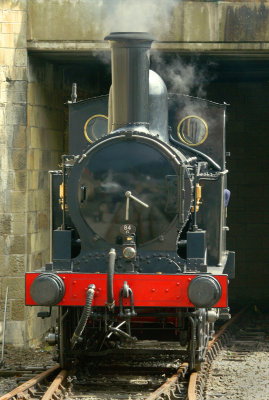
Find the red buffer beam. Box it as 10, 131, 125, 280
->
25, 273, 228, 308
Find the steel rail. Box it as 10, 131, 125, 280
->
0, 364, 60, 400
145, 362, 188, 400
41, 369, 68, 400
188, 372, 198, 400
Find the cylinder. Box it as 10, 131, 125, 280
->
105, 32, 154, 131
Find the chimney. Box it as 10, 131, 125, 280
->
105, 32, 154, 131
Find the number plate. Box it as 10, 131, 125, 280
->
120, 224, 136, 235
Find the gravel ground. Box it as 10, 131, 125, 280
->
206, 348, 269, 399
0, 344, 55, 396
205, 314, 269, 400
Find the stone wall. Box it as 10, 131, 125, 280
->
25, 57, 65, 345
0, 1, 65, 345
0, 0, 28, 344
27, 0, 269, 55
27, 58, 65, 273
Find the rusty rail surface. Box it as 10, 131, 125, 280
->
0, 364, 60, 400
41, 369, 68, 400
187, 372, 198, 400
145, 362, 189, 400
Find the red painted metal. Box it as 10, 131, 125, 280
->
25, 273, 228, 308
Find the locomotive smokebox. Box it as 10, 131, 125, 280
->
105, 32, 154, 131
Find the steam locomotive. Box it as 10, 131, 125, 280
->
25, 32, 235, 371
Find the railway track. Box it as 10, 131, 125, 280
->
67, 341, 188, 399
0, 364, 68, 400
0, 308, 251, 400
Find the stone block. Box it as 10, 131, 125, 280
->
0, 190, 5, 210
2, 22, 24, 34
14, 170, 27, 190
27, 189, 49, 212
13, 125, 27, 148
27, 212, 37, 234
2, 9, 26, 23
9, 190, 26, 213
0, 297, 11, 322
27, 82, 35, 104
0, 145, 8, 170
29, 251, 43, 270
2, 0, 27, 11
28, 170, 38, 190
37, 212, 48, 231
15, 48, 27, 67
11, 148, 27, 169
9, 254, 26, 275
0, 48, 15, 65
0, 106, 5, 126
33, 84, 47, 106
28, 149, 34, 170
30, 105, 50, 129
5, 65, 27, 81
0, 213, 12, 234
33, 149, 42, 170
219, 2, 269, 42
30, 127, 46, 149
0, 320, 26, 346
27, 190, 37, 211
11, 299, 25, 320
0, 255, 8, 276
7, 234, 26, 254
182, 2, 218, 42
4, 277, 24, 300
25, 307, 57, 347
41, 150, 50, 169
0, 170, 14, 190
49, 151, 61, 169
28, 249, 50, 272
1, 33, 26, 48
38, 171, 48, 189
0, 236, 6, 255
12, 212, 26, 235
47, 130, 64, 151
5, 104, 27, 125
28, 231, 49, 254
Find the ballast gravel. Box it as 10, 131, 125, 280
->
205, 326, 269, 399
0, 344, 54, 396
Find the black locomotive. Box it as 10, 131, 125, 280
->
26, 32, 235, 371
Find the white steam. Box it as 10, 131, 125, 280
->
152, 53, 217, 98
97, 0, 177, 38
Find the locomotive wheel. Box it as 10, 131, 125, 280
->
58, 306, 77, 369
188, 309, 210, 371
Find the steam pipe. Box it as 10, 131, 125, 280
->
105, 32, 154, 131
70, 284, 95, 348
107, 248, 116, 311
